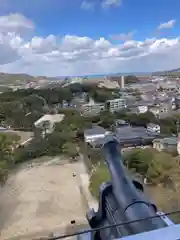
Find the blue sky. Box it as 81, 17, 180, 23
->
1, 0, 178, 38
0, 0, 179, 76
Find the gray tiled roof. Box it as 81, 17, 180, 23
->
84, 126, 106, 136
115, 126, 159, 141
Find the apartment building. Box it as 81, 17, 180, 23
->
80, 102, 105, 116
106, 98, 127, 113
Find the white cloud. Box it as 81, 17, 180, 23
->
158, 19, 176, 30
102, 0, 122, 8
81, 1, 95, 10
111, 31, 136, 41
0, 13, 34, 34
0, 13, 180, 76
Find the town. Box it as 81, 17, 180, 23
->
0, 71, 180, 239
0, 0, 180, 238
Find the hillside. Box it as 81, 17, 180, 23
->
153, 68, 180, 77
0, 73, 63, 85
0, 73, 35, 84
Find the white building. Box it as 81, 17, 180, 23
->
120, 76, 125, 89
80, 102, 105, 116
147, 123, 160, 134
34, 114, 65, 137
137, 106, 148, 114
106, 98, 127, 113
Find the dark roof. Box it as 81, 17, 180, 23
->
136, 100, 154, 106
84, 126, 106, 136
115, 126, 159, 141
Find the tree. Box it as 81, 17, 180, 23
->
124, 148, 154, 176
147, 152, 179, 186
0, 133, 20, 185
62, 142, 79, 160
99, 111, 115, 129
124, 75, 139, 84
87, 148, 105, 166
159, 117, 177, 135
89, 165, 110, 198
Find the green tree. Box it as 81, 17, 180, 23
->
124, 148, 154, 176
0, 133, 20, 184
99, 111, 115, 129
124, 75, 139, 84
62, 142, 79, 160
89, 165, 110, 198
147, 152, 178, 186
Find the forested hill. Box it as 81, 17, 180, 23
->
0, 73, 60, 84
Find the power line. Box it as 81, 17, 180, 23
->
47, 209, 180, 240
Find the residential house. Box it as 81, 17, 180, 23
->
147, 123, 160, 134
137, 105, 148, 114
152, 137, 177, 153
141, 93, 155, 101
115, 119, 129, 127
149, 102, 173, 118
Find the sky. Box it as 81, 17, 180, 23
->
0, 0, 179, 76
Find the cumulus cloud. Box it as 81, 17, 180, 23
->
0, 13, 34, 37
111, 31, 136, 41
158, 19, 176, 30
0, 13, 180, 76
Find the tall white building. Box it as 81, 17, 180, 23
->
120, 76, 125, 89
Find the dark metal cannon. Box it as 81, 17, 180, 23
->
81, 140, 171, 239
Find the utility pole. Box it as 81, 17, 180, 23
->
176, 119, 180, 137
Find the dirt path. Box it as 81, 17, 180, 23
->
0, 157, 88, 240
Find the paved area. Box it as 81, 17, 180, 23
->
0, 157, 87, 240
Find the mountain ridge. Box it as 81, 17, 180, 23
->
0, 67, 179, 84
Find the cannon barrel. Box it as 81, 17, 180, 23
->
103, 140, 167, 234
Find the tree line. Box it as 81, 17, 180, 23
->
88, 147, 180, 223
0, 84, 121, 130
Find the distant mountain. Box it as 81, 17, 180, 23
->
0, 72, 63, 85
152, 68, 180, 76
55, 72, 152, 79
0, 73, 35, 83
